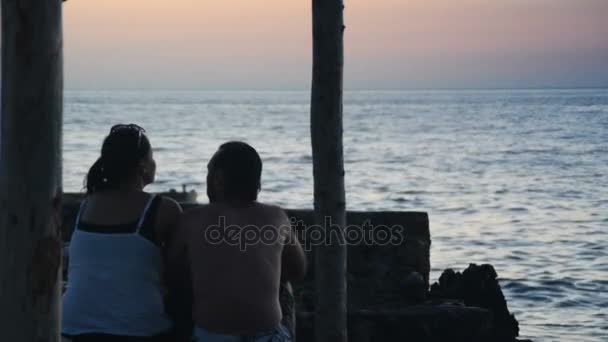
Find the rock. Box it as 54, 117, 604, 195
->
430, 264, 520, 341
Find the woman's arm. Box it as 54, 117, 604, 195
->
157, 198, 193, 341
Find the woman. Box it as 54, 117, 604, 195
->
62, 124, 183, 342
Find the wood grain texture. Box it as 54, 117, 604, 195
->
310, 0, 347, 341
0, 0, 64, 340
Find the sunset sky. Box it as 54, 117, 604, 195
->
63, 0, 608, 90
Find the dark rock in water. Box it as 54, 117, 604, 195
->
430, 264, 520, 341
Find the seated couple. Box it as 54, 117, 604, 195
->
62, 124, 307, 342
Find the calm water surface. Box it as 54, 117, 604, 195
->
64, 89, 608, 341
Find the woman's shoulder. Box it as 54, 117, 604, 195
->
149, 195, 184, 242
155, 195, 183, 216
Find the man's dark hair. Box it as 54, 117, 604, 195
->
208, 141, 262, 202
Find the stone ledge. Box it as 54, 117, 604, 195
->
296, 305, 494, 342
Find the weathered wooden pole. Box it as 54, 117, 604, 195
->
0, 0, 64, 340
310, 0, 346, 341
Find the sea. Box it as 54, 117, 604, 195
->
64, 89, 607, 341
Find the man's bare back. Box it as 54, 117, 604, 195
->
177, 202, 304, 335
169, 142, 306, 339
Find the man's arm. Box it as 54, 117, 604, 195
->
281, 213, 307, 282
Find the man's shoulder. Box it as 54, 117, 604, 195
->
179, 204, 215, 224
255, 202, 283, 211
254, 204, 291, 228
181, 202, 287, 221
255, 202, 289, 218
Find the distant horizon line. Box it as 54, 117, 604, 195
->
64, 86, 608, 92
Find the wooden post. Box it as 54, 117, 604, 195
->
310, 0, 346, 341
0, 1, 64, 341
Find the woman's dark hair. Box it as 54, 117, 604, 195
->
208, 141, 262, 202
85, 124, 151, 194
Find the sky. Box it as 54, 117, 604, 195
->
62, 0, 608, 90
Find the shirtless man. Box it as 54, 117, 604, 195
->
170, 141, 307, 342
